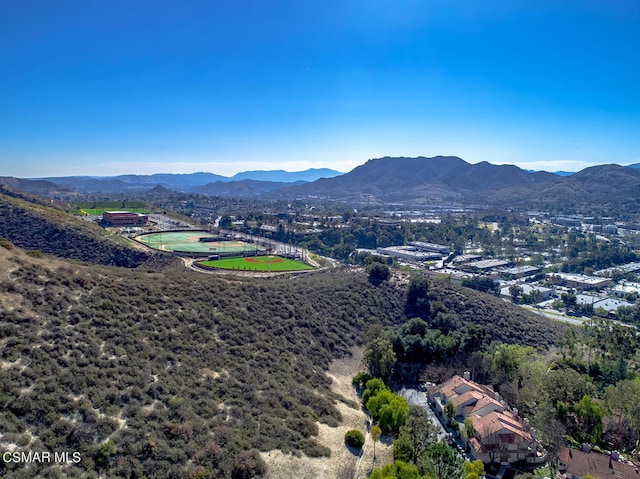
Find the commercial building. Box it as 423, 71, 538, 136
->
548, 273, 612, 291
376, 246, 442, 262
102, 211, 148, 226
499, 265, 542, 280
464, 259, 511, 272
500, 284, 553, 301
594, 262, 640, 277
408, 241, 450, 255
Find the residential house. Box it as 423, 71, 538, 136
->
429, 373, 545, 466
557, 446, 640, 479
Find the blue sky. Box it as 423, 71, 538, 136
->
1, 0, 639, 177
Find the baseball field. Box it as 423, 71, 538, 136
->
137, 231, 263, 254
198, 255, 313, 272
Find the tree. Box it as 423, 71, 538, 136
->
368, 263, 391, 284
371, 424, 382, 463
533, 403, 566, 477
370, 460, 422, 479
464, 460, 485, 479
366, 390, 409, 434
464, 417, 475, 439
561, 291, 577, 309
574, 395, 605, 444
604, 380, 640, 451
420, 443, 464, 479
379, 395, 409, 434
544, 368, 594, 408
405, 275, 430, 318
393, 406, 439, 464
362, 378, 388, 405
509, 285, 522, 303
363, 337, 396, 380
605, 380, 640, 429
444, 400, 456, 425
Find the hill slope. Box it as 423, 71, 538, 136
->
0, 189, 150, 267
0, 242, 563, 478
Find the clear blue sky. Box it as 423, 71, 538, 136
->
1, 0, 639, 177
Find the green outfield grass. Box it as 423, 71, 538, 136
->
73, 201, 150, 215
137, 231, 263, 254
198, 255, 313, 272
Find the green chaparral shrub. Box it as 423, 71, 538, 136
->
344, 429, 365, 448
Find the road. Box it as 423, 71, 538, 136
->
398, 388, 448, 442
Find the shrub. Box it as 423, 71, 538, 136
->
352, 372, 373, 389
344, 429, 365, 448
0, 237, 14, 250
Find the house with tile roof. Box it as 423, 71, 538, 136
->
557, 446, 640, 479
428, 372, 546, 466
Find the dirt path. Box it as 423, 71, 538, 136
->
262, 347, 393, 479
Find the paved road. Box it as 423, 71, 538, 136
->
398, 388, 448, 442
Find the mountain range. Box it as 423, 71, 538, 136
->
268, 156, 640, 213
0, 168, 343, 196
2, 158, 640, 213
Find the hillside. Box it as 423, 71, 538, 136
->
529, 164, 640, 211
0, 190, 151, 267
193, 179, 307, 197
0, 178, 77, 198
0, 242, 563, 478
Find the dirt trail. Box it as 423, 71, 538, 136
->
262, 347, 393, 479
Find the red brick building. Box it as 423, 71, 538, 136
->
102, 211, 148, 226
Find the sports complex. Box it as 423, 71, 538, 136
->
136, 231, 313, 272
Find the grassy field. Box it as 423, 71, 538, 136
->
73, 201, 150, 215
137, 231, 262, 254
199, 255, 313, 272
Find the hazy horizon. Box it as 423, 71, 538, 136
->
16, 156, 640, 181
2, 1, 639, 178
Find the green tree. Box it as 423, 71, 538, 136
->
509, 284, 523, 303
371, 424, 382, 463
362, 378, 388, 405
574, 395, 605, 444
444, 400, 456, 425
420, 442, 464, 479
405, 275, 430, 318
370, 460, 422, 479
463, 417, 475, 439
366, 390, 409, 434
368, 262, 391, 284
464, 459, 485, 479
363, 337, 397, 380
393, 406, 439, 464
